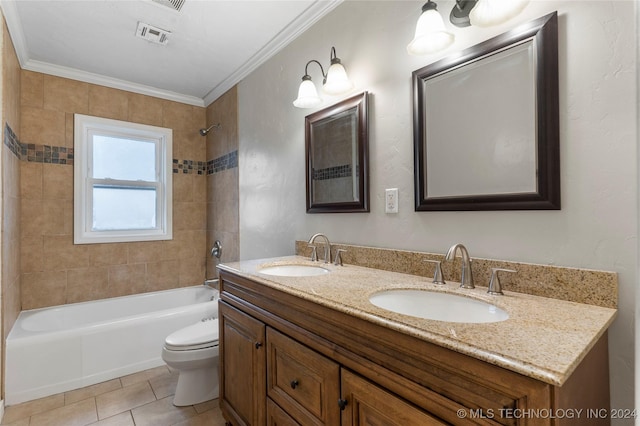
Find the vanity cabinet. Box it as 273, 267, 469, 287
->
218, 270, 610, 426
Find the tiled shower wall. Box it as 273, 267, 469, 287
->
2, 15, 21, 399
206, 87, 239, 277
18, 71, 209, 310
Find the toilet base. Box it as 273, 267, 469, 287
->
173, 364, 219, 406
162, 344, 220, 407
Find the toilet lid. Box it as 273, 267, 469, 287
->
165, 319, 219, 351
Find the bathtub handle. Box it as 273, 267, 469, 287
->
255, 341, 263, 349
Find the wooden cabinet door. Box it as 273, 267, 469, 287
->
220, 301, 267, 426
341, 369, 447, 426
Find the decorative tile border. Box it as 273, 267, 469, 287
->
173, 159, 206, 175
313, 164, 352, 181
207, 150, 238, 175
4, 124, 238, 176
295, 241, 618, 309
4, 123, 21, 159
5, 124, 76, 164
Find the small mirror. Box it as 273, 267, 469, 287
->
413, 12, 560, 211
306, 92, 369, 213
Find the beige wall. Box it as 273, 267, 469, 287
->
206, 86, 239, 277
2, 15, 21, 399
19, 71, 208, 309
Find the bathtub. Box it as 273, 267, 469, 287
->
6, 284, 218, 405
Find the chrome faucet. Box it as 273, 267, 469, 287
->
308, 233, 331, 263
445, 243, 474, 289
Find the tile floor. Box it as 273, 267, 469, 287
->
1, 365, 227, 426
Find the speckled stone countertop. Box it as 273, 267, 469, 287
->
217, 255, 617, 387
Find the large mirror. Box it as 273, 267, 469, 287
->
306, 92, 369, 213
413, 12, 560, 211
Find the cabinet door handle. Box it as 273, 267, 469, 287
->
290, 379, 299, 389
338, 398, 348, 410
255, 342, 263, 349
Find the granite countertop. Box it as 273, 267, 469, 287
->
217, 255, 617, 386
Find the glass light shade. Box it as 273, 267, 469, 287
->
469, 0, 529, 27
323, 62, 354, 95
293, 78, 322, 108
407, 8, 455, 55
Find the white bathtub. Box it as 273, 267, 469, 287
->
6, 284, 219, 405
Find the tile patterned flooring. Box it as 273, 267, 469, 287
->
1, 366, 227, 426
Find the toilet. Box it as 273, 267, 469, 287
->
162, 318, 220, 406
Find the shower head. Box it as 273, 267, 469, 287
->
199, 123, 221, 136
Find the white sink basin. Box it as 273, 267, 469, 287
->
369, 289, 508, 323
258, 265, 330, 277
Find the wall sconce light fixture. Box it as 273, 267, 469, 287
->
293, 47, 354, 109
467, 0, 529, 27
408, 0, 529, 55
407, 0, 454, 56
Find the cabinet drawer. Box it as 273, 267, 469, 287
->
267, 327, 340, 425
267, 398, 300, 426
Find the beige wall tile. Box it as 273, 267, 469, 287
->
89, 85, 129, 121
21, 235, 43, 273
43, 163, 73, 200
108, 263, 147, 297
89, 243, 129, 267
43, 74, 89, 114
173, 173, 194, 203
179, 256, 205, 287
67, 266, 109, 303
21, 270, 67, 309
44, 235, 90, 270
128, 93, 163, 127
127, 241, 169, 264
20, 161, 43, 199
21, 69, 44, 108
21, 198, 65, 237
146, 260, 180, 290
20, 105, 65, 146
174, 201, 206, 231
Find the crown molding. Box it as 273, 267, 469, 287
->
23, 59, 205, 106
203, 0, 343, 106
1, 0, 342, 108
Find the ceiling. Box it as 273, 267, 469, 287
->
1, 0, 342, 106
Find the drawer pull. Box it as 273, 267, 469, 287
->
338, 398, 348, 410
290, 379, 299, 389
255, 342, 263, 349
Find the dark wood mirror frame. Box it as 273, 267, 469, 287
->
413, 12, 560, 211
306, 92, 369, 213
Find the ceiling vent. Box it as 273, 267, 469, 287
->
150, 0, 186, 12
135, 22, 171, 45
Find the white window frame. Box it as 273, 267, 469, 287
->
74, 114, 173, 244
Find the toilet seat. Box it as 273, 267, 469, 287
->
165, 319, 219, 351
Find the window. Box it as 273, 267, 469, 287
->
74, 114, 172, 244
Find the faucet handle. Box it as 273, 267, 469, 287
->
488, 268, 516, 295
334, 249, 347, 266
423, 259, 446, 285
308, 245, 318, 262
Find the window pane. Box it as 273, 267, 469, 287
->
93, 186, 157, 231
92, 135, 157, 181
